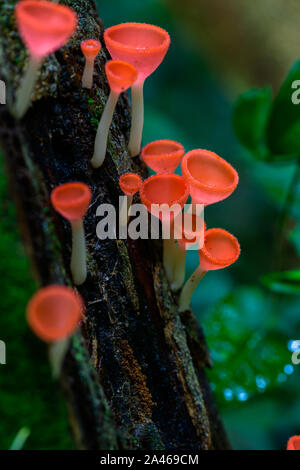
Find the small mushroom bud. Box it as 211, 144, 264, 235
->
171, 213, 205, 292
141, 139, 184, 174
119, 172, 142, 227
26, 285, 84, 378
179, 228, 240, 312
91, 60, 138, 169
14, 0, 77, 119
140, 174, 189, 283
181, 149, 238, 206
287, 436, 300, 450
51, 182, 92, 286
80, 39, 101, 89
104, 23, 170, 157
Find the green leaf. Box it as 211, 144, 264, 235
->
233, 87, 272, 157
261, 269, 300, 294
266, 59, 300, 157
203, 287, 291, 406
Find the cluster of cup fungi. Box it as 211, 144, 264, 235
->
9, 0, 300, 450
13, 0, 242, 377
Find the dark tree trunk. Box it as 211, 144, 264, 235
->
0, 0, 231, 450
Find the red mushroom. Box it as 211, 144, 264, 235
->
14, 1, 77, 119
51, 182, 92, 285
104, 23, 170, 157
91, 60, 138, 168
179, 228, 240, 311
27, 285, 84, 378
181, 149, 238, 206
140, 174, 189, 283
287, 436, 300, 450
119, 172, 142, 227
171, 213, 205, 292
27, 285, 83, 343
141, 139, 184, 174
80, 39, 101, 89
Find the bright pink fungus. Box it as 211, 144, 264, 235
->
104, 23, 170, 83
141, 139, 184, 174
81, 39, 101, 60
287, 436, 300, 450
106, 60, 138, 94
51, 182, 92, 222
181, 149, 238, 205
15, 0, 77, 59
199, 228, 240, 271
119, 173, 142, 196
140, 174, 189, 222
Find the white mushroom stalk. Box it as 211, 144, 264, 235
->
91, 60, 138, 168
70, 219, 87, 286
91, 90, 119, 168
14, 56, 42, 119
178, 267, 206, 312
128, 81, 144, 157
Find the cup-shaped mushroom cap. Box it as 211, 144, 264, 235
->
140, 174, 189, 222
106, 60, 138, 94
287, 436, 300, 450
119, 172, 142, 196
104, 23, 170, 82
141, 139, 184, 174
81, 39, 101, 60
15, 1, 77, 59
199, 228, 240, 271
174, 213, 206, 250
51, 182, 92, 222
27, 285, 84, 343
181, 149, 238, 205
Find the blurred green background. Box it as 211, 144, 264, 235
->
1, 0, 300, 450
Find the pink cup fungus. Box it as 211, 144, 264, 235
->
14, 1, 77, 119
119, 172, 142, 226
81, 39, 101, 89
179, 228, 240, 312
27, 285, 83, 343
27, 284, 84, 378
104, 23, 170, 157
287, 436, 300, 450
140, 174, 189, 283
141, 139, 184, 174
91, 60, 138, 168
181, 149, 238, 205
51, 182, 92, 286
171, 213, 206, 292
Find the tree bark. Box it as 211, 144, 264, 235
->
0, 0, 231, 450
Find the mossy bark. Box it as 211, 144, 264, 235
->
0, 0, 230, 450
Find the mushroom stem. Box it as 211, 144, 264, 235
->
91, 90, 119, 168
82, 59, 95, 89
49, 336, 71, 379
120, 195, 133, 228
170, 246, 186, 292
14, 56, 41, 119
70, 219, 87, 285
128, 81, 144, 157
178, 267, 206, 312
163, 236, 177, 283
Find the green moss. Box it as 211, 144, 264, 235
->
0, 152, 74, 450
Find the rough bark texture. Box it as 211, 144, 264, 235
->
0, 0, 230, 450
